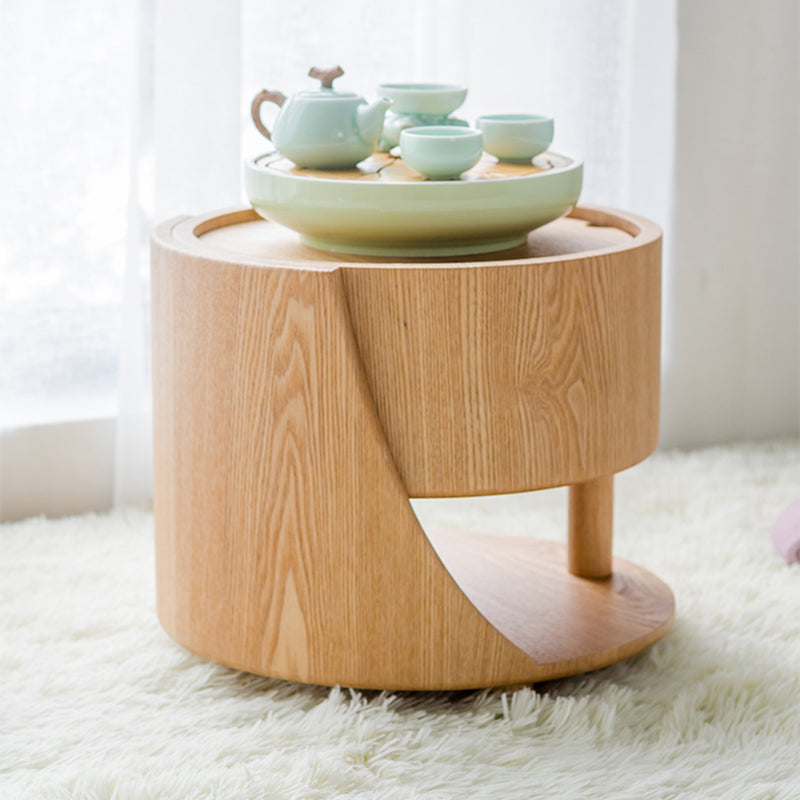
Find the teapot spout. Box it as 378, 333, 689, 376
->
355, 98, 392, 149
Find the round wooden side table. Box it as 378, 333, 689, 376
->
150, 205, 674, 690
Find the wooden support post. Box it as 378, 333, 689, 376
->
568, 475, 614, 578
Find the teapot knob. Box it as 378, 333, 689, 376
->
308, 65, 344, 89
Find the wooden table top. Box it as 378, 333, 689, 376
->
192, 206, 638, 268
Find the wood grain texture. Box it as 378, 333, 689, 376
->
340, 227, 661, 497
189, 206, 661, 497
426, 530, 674, 668
568, 475, 614, 578
152, 229, 537, 689
151, 206, 671, 690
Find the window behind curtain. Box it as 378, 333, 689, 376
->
0, 0, 140, 427
1, 0, 674, 434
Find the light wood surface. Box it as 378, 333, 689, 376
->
197, 208, 634, 264
259, 150, 569, 183
151, 205, 671, 689
426, 531, 673, 667
184, 205, 661, 497
340, 246, 660, 497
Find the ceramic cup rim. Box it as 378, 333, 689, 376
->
379, 84, 468, 116
379, 82, 467, 94
401, 125, 482, 141
477, 113, 554, 126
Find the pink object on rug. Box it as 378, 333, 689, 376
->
772, 498, 800, 564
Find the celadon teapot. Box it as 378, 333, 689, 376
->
251, 66, 392, 169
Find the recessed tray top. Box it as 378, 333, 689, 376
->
244, 150, 583, 257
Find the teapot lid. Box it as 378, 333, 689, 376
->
293, 67, 359, 100
296, 89, 359, 99
299, 65, 360, 98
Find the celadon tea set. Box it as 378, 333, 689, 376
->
245, 66, 583, 257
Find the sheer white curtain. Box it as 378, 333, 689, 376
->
114, 0, 245, 507
2, 0, 142, 520
2, 0, 797, 519
663, 0, 799, 446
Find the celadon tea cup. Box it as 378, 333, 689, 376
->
378, 82, 467, 116
476, 114, 554, 162
400, 126, 483, 180
376, 83, 469, 150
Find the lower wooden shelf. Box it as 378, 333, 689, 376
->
427, 530, 674, 678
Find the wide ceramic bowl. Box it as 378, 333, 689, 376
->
377, 82, 467, 116
245, 151, 583, 257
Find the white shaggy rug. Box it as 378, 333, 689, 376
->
2, 440, 799, 799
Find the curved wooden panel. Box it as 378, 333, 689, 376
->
340, 209, 662, 497
152, 221, 539, 689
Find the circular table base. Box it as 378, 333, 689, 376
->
151, 206, 668, 691
164, 531, 675, 691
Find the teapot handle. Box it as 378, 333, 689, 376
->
250, 89, 287, 140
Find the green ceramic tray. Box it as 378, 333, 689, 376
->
244, 150, 583, 257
